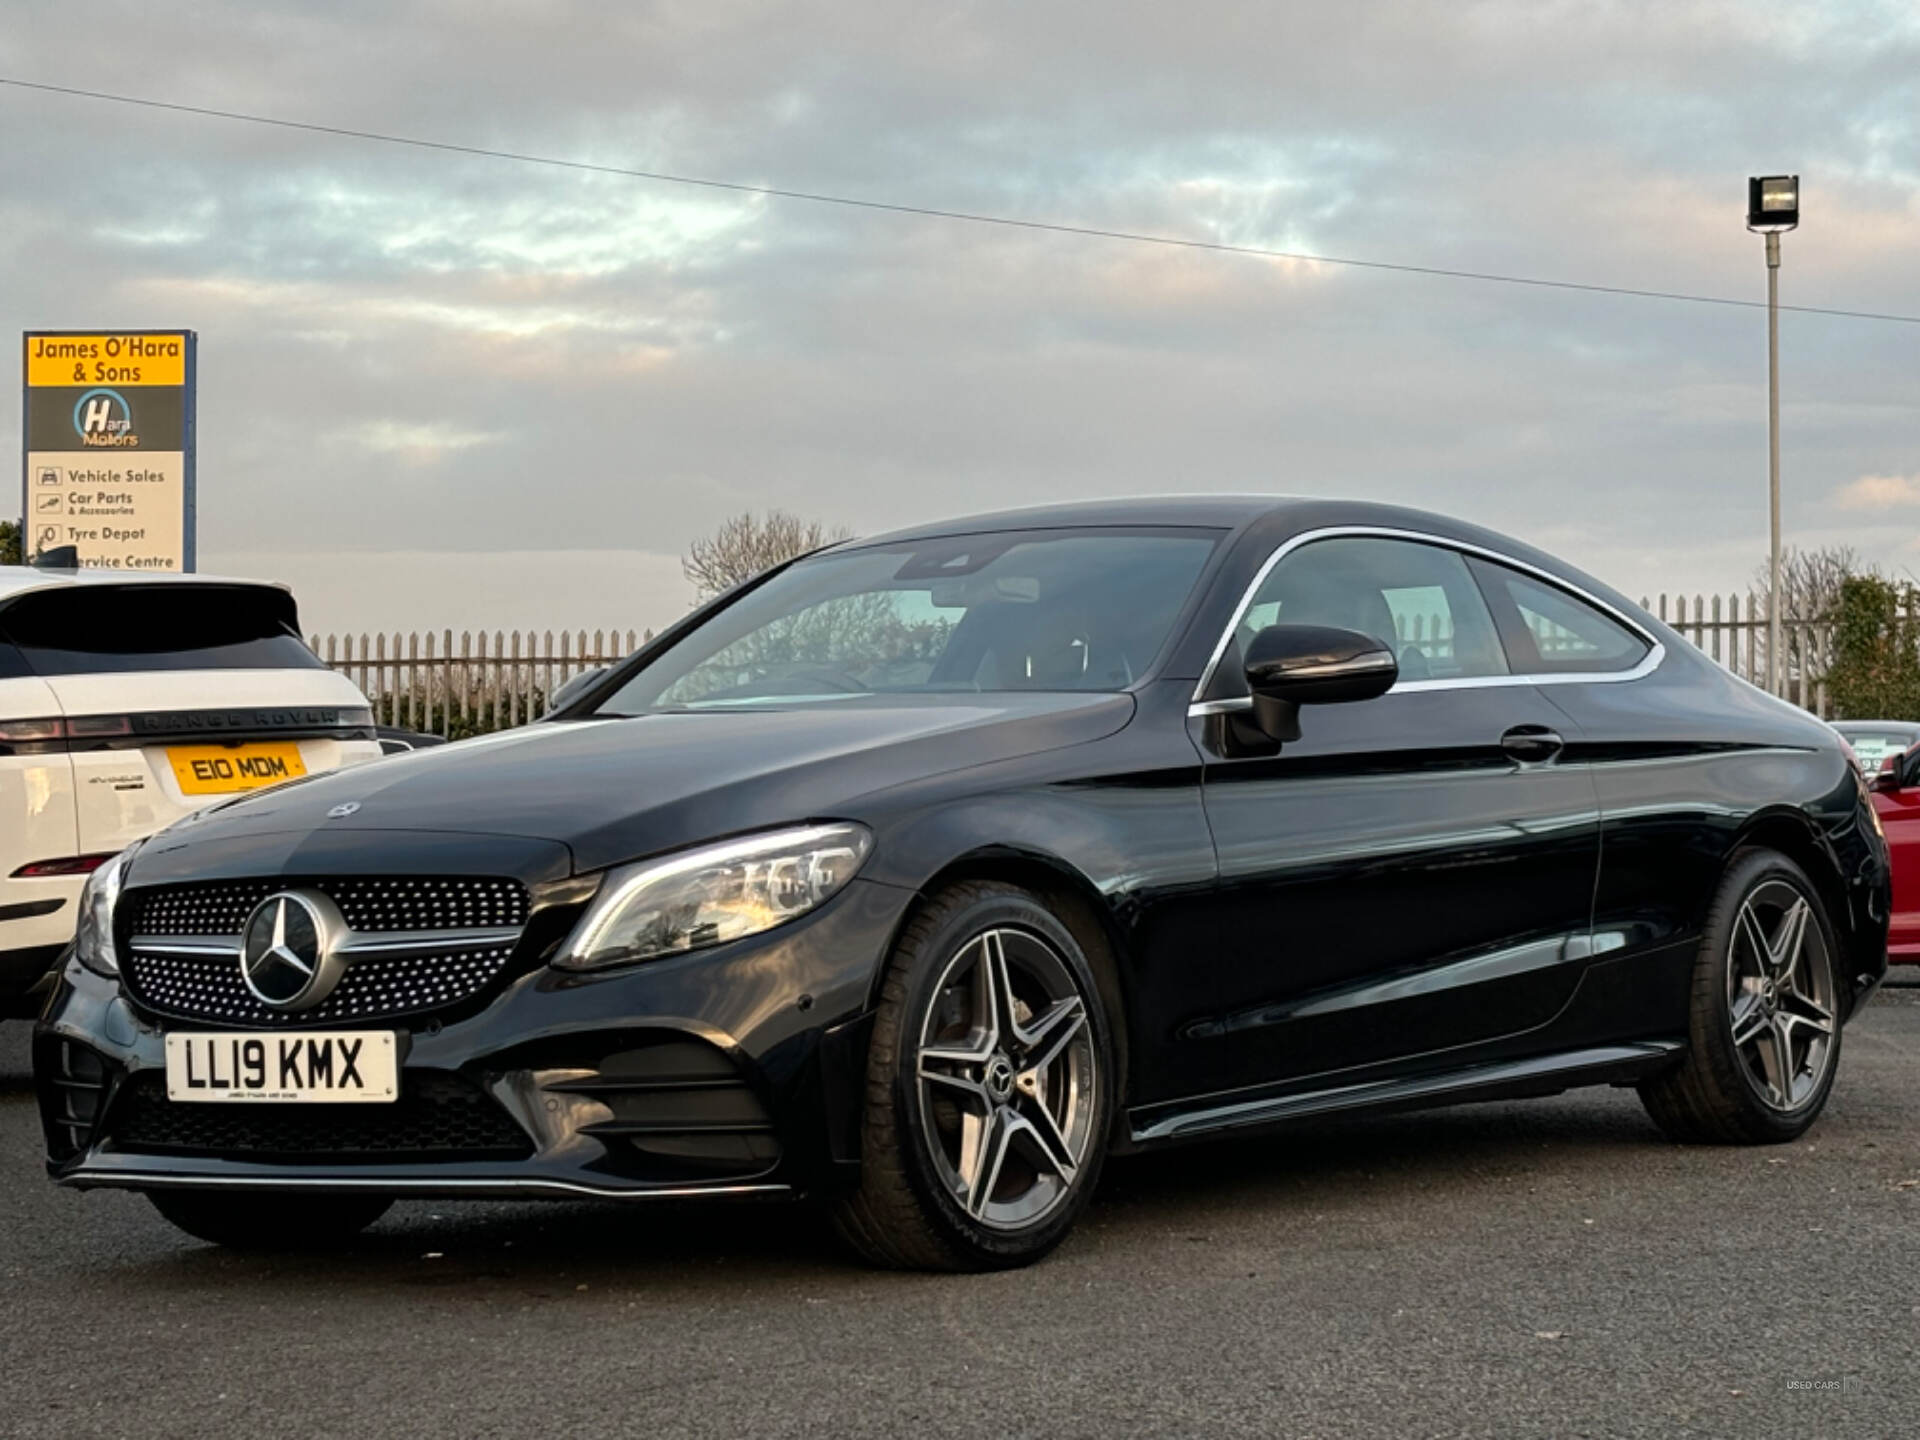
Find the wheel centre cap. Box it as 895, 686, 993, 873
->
984, 1054, 1016, 1102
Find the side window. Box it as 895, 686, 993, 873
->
1238, 537, 1509, 682
0, 634, 30, 680
1470, 560, 1650, 674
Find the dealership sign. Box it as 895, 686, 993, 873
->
20, 330, 196, 571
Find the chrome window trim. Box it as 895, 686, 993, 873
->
1188, 524, 1664, 714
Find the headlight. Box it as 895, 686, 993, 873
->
554, 823, 872, 972
74, 843, 140, 978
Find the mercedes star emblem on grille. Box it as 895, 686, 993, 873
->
238, 890, 349, 1010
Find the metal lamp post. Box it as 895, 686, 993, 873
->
1748, 174, 1799, 695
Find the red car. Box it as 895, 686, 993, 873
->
1856, 722, 1920, 962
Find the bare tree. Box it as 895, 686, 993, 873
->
682, 510, 852, 600
1749, 544, 1863, 622
1738, 545, 1872, 701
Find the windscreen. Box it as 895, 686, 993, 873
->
1836, 729, 1915, 768
597, 527, 1222, 712
0, 584, 323, 675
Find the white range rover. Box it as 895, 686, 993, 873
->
0, 568, 380, 1015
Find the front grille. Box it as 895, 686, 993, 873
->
121, 875, 531, 1028
126, 944, 519, 1027
105, 1071, 533, 1161
128, 877, 528, 936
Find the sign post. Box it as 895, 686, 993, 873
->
20, 330, 196, 571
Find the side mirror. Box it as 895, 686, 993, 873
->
547, 666, 610, 715
1243, 624, 1398, 741
1872, 754, 1906, 794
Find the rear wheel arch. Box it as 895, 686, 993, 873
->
1728, 810, 1855, 984
1638, 844, 1844, 1143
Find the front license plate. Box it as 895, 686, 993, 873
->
167, 742, 308, 795
164, 1031, 398, 1104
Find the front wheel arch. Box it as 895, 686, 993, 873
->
882, 850, 1131, 1126
834, 878, 1117, 1268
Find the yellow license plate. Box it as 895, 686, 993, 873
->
167, 742, 308, 795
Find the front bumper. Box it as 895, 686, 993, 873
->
35, 877, 911, 1200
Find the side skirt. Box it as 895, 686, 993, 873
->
1129, 1041, 1684, 1146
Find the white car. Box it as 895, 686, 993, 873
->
1, 567, 380, 1015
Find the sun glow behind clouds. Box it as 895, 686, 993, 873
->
348, 420, 503, 463
351, 178, 769, 276
1836, 473, 1920, 510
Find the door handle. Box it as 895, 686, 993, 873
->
1501, 725, 1565, 764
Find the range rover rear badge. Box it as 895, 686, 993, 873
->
239, 891, 349, 1010
326, 802, 361, 819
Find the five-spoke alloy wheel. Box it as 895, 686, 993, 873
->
834, 882, 1114, 1270
914, 926, 1098, 1230
1640, 848, 1845, 1144
1725, 878, 1836, 1112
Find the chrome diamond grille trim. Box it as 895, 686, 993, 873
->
120, 876, 531, 1028
128, 877, 528, 937
127, 946, 518, 1027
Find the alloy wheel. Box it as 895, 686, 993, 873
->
914, 927, 1098, 1231
1726, 878, 1836, 1111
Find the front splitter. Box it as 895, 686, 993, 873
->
57, 1156, 796, 1203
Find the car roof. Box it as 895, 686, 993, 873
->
822, 495, 1660, 639
838, 495, 1583, 555
0, 567, 290, 603
841, 495, 1289, 547
1832, 720, 1920, 732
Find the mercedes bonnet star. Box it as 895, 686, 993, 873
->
34, 499, 1889, 1270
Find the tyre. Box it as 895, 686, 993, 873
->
147, 1189, 393, 1250
1639, 847, 1844, 1144
833, 882, 1115, 1271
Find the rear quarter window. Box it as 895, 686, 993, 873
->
0, 585, 323, 675
1468, 560, 1651, 675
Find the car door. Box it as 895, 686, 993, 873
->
1868, 745, 1920, 959
1464, 553, 1734, 1035
1181, 533, 1603, 1100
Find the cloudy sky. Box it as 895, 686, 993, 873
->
4, 1, 1917, 638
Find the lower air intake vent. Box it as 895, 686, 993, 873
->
105, 1071, 532, 1161
536, 1036, 781, 1183
35, 1037, 114, 1165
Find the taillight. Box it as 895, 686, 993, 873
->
0, 714, 133, 746
0, 717, 65, 743
11, 854, 118, 878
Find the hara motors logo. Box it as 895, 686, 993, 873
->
72, 387, 138, 448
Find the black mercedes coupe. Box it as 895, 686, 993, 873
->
34, 498, 1889, 1270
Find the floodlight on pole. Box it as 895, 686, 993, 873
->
1748, 175, 1798, 695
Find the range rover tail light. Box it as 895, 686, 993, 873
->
12, 854, 118, 878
